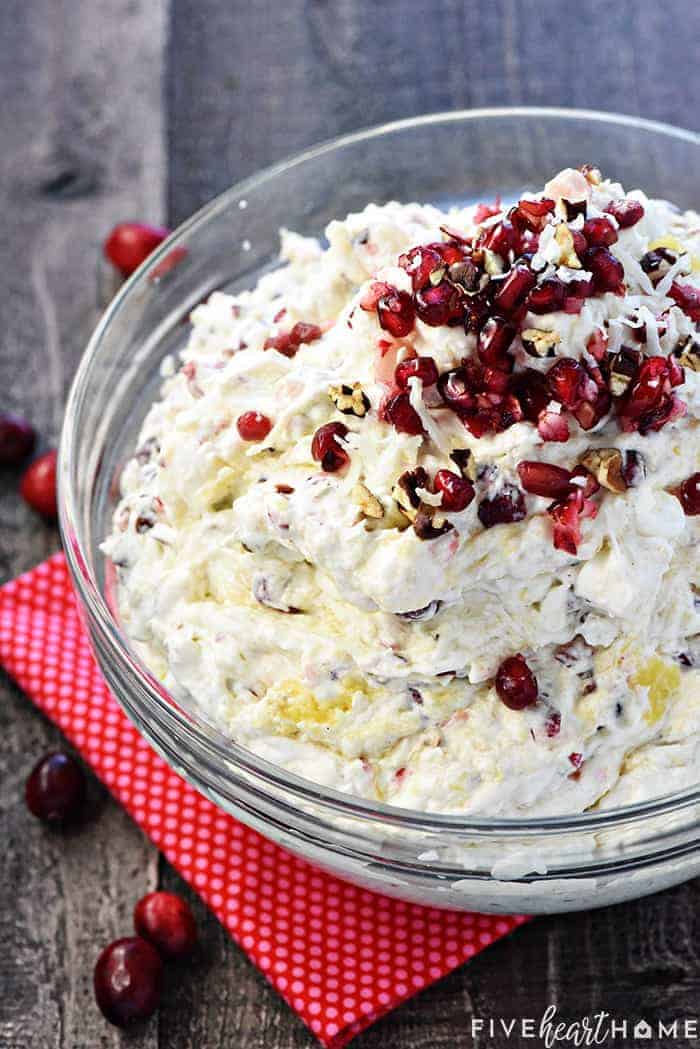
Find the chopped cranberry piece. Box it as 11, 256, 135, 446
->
237, 411, 272, 441
134, 892, 198, 960
477, 486, 526, 528
605, 199, 645, 229
493, 264, 537, 314
383, 392, 424, 435
676, 472, 700, 515
0, 414, 36, 465
434, 469, 475, 512
25, 751, 85, 823
537, 411, 570, 442
517, 461, 572, 499
495, 654, 538, 710
104, 222, 170, 277
582, 246, 625, 294
311, 422, 350, 471
94, 937, 163, 1026
395, 355, 439, 389
264, 321, 322, 357
20, 449, 57, 519
527, 277, 566, 314
478, 316, 516, 367
438, 367, 477, 412
582, 217, 618, 247
668, 282, 700, 323
414, 282, 462, 327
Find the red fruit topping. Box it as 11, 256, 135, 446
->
477, 486, 527, 528
604, 198, 645, 229
493, 264, 537, 314
0, 413, 36, 465
360, 281, 392, 311
237, 411, 272, 441
511, 197, 556, 232
395, 355, 439, 389
264, 321, 323, 357
376, 287, 416, 337
480, 219, 521, 258
463, 292, 491, 333
676, 472, 700, 515
527, 277, 566, 314
478, 316, 516, 367
382, 391, 424, 436
514, 369, 550, 423
103, 222, 170, 277
438, 367, 477, 412
473, 201, 502, 223
582, 216, 618, 247
569, 751, 584, 769
495, 654, 538, 710
517, 461, 572, 499
572, 388, 611, 430
434, 469, 475, 512
414, 281, 462, 327
586, 329, 608, 362
547, 358, 598, 409
617, 356, 687, 434
545, 711, 562, 737
668, 282, 700, 323
548, 489, 597, 555
25, 751, 85, 823
134, 892, 198, 960
582, 246, 625, 294
20, 449, 58, 519
94, 937, 163, 1027
398, 242, 464, 291
311, 422, 350, 471
537, 411, 570, 442
570, 230, 588, 257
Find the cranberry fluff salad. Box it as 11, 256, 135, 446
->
103, 166, 700, 817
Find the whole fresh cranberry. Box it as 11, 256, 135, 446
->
94, 937, 163, 1026
104, 223, 170, 277
20, 449, 58, 519
495, 654, 538, 710
237, 411, 272, 441
25, 751, 85, 823
0, 414, 36, 465
134, 892, 198, 959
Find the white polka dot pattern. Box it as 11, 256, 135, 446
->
0, 554, 529, 1047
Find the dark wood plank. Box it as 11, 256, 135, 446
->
0, 1, 167, 1047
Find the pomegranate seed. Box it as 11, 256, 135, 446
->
395, 356, 439, 389
481, 366, 511, 394
25, 751, 85, 823
582, 247, 625, 294
463, 293, 491, 333
414, 282, 462, 327
311, 422, 350, 471
676, 473, 700, 515
527, 277, 566, 314
548, 488, 597, 554
570, 230, 588, 256
360, 281, 392, 311
477, 486, 526, 528
618, 356, 687, 434
511, 198, 555, 232
104, 222, 170, 277
545, 711, 561, 737
495, 654, 538, 710
134, 892, 198, 960
538, 411, 570, 442
372, 288, 414, 337
586, 329, 608, 362
478, 316, 516, 367
94, 937, 163, 1026
605, 199, 645, 229
517, 461, 572, 499
434, 469, 475, 512
0, 413, 36, 465
438, 368, 476, 412
547, 358, 595, 409
582, 216, 618, 247
264, 321, 322, 357
399, 243, 463, 291
569, 751, 584, 769
493, 264, 537, 314
669, 282, 700, 323
473, 201, 502, 223
237, 411, 272, 441
514, 369, 549, 423
383, 392, 424, 435
20, 449, 57, 519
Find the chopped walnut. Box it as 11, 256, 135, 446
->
328, 382, 370, 417
413, 507, 452, 540
393, 467, 428, 522
609, 349, 640, 397
450, 448, 478, 482
579, 164, 602, 186
351, 483, 384, 519
554, 224, 582, 268
580, 447, 627, 493
677, 337, 700, 372
521, 328, 561, 358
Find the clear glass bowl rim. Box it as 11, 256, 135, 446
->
59, 105, 700, 837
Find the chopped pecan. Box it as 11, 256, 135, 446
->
608, 348, 640, 397
413, 507, 452, 540
554, 224, 582, 268
329, 382, 370, 417
521, 328, 560, 358
676, 337, 700, 372
579, 164, 602, 186
393, 467, 428, 522
351, 483, 384, 519
580, 448, 627, 493
450, 448, 478, 482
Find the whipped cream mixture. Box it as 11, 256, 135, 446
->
104, 168, 700, 816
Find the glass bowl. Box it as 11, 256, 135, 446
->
59, 109, 700, 913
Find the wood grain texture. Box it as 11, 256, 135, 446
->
2, 0, 700, 1047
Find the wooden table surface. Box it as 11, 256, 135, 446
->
2, 2, 700, 1046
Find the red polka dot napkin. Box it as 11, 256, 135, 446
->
0, 552, 528, 1047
